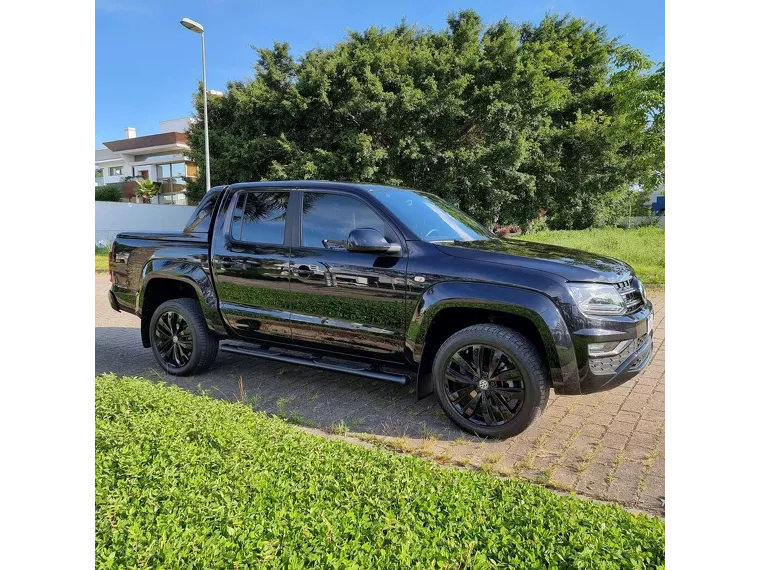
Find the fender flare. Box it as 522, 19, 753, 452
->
137, 258, 227, 346
405, 281, 579, 396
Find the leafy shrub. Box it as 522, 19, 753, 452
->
185, 178, 206, 206
94, 185, 123, 202
637, 215, 662, 228
523, 211, 549, 234
546, 186, 656, 230
96, 374, 665, 569
494, 224, 521, 237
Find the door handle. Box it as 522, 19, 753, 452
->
220, 257, 233, 269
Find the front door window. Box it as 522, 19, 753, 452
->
301, 193, 388, 249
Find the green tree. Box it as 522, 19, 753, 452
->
185, 10, 664, 229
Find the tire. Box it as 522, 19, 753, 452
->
149, 298, 219, 376
432, 324, 549, 439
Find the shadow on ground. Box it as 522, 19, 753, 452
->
96, 326, 479, 442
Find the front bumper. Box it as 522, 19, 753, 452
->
580, 329, 654, 393
555, 301, 654, 395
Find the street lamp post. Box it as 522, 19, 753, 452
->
180, 17, 211, 192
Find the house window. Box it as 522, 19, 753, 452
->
108, 166, 123, 176
156, 162, 189, 194
156, 163, 187, 185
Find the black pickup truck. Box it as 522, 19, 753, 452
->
108, 181, 653, 438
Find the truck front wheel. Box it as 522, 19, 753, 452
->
149, 298, 219, 376
432, 324, 549, 439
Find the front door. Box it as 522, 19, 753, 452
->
211, 188, 294, 342
288, 191, 408, 362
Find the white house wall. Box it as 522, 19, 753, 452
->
127, 163, 158, 181
159, 117, 193, 134
96, 158, 128, 185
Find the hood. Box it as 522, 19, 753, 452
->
434, 238, 633, 283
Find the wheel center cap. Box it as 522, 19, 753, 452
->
478, 379, 490, 390
172, 336, 178, 343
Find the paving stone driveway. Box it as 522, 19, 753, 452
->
96, 274, 665, 515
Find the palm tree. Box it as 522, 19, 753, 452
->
135, 179, 159, 203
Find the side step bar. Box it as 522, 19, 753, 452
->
220, 342, 410, 385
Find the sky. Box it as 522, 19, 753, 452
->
95, 0, 664, 148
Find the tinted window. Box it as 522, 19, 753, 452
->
302, 193, 387, 249
184, 188, 222, 233
230, 191, 289, 245
370, 188, 494, 242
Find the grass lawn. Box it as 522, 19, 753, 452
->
95, 248, 109, 272
515, 227, 665, 284
96, 374, 665, 569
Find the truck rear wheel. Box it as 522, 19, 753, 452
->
432, 324, 548, 439
149, 298, 219, 376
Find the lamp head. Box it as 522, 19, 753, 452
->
180, 18, 204, 33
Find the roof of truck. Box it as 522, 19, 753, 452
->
225, 180, 407, 195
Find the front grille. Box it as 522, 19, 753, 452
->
589, 334, 649, 374
614, 279, 644, 314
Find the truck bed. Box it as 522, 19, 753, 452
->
110, 231, 211, 317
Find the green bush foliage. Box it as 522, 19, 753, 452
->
185, 10, 664, 228
95, 185, 123, 202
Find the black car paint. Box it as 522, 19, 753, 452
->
210, 189, 294, 343
434, 239, 634, 284
109, 180, 653, 397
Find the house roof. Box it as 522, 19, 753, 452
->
103, 132, 189, 153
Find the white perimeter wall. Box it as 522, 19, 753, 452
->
95, 202, 195, 245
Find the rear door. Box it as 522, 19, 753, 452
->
210, 188, 294, 342
288, 190, 408, 362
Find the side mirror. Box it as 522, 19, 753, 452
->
346, 228, 401, 254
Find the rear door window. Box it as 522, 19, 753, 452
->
230, 191, 290, 245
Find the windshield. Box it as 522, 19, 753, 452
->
370, 188, 495, 242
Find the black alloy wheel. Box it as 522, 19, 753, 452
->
154, 311, 194, 368
149, 298, 219, 376
432, 324, 549, 439
444, 344, 525, 427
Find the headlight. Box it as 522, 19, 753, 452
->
633, 277, 648, 302
567, 283, 626, 316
